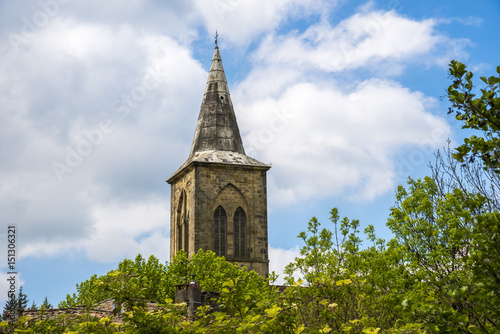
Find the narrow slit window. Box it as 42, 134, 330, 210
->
214, 206, 227, 257
176, 191, 186, 252
233, 207, 247, 258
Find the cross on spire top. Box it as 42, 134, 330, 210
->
215, 30, 219, 46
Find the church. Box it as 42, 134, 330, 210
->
167, 44, 271, 278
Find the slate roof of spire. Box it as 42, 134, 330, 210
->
168, 46, 270, 183
189, 46, 245, 156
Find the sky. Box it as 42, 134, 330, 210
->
0, 0, 499, 307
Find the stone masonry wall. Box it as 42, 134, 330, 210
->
194, 163, 269, 277
170, 166, 195, 261
170, 162, 269, 278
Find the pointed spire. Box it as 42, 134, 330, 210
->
167, 45, 270, 183
188, 46, 245, 156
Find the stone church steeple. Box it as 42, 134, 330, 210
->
167, 46, 271, 277
189, 46, 245, 156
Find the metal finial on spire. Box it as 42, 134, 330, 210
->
215, 30, 219, 46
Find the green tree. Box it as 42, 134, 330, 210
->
447, 60, 500, 172
58, 250, 276, 316
59, 273, 112, 308
59, 254, 168, 308
1, 286, 29, 323
17, 286, 28, 312
387, 175, 499, 333
41, 297, 52, 309
117, 253, 170, 302
1, 295, 16, 323
282, 208, 410, 333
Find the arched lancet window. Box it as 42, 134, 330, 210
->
233, 207, 247, 258
184, 211, 189, 255
177, 191, 188, 253
214, 206, 227, 256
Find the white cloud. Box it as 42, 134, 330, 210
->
0, 17, 204, 263
230, 7, 463, 206
193, 0, 335, 46
85, 200, 170, 263
0, 0, 200, 53
254, 10, 457, 73
19, 199, 170, 264
269, 245, 300, 285
238, 78, 451, 205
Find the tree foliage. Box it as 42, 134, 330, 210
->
1, 286, 28, 323
41, 297, 52, 309
447, 60, 500, 172
1, 296, 16, 323
388, 176, 499, 332
17, 287, 28, 312
58, 254, 169, 308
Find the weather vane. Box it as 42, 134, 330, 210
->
215, 30, 219, 46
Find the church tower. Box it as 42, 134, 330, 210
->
167, 45, 271, 277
